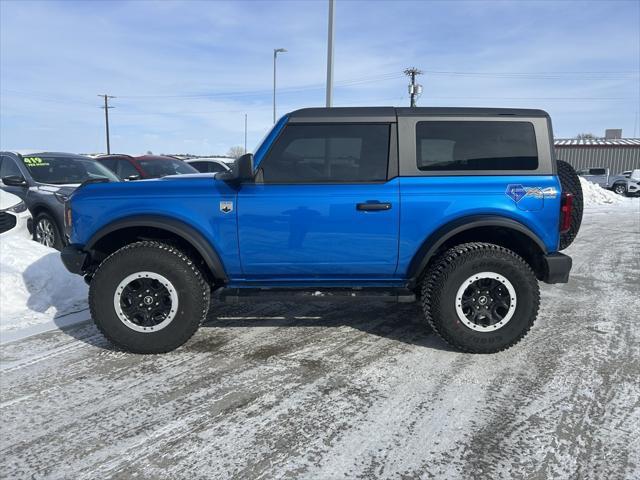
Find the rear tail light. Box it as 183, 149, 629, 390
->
560, 192, 573, 233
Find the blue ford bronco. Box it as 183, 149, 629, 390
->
61, 107, 583, 354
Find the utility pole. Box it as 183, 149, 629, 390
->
325, 0, 335, 107
273, 48, 287, 123
98, 94, 115, 154
244, 114, 248, 154
404, 68, 423, 107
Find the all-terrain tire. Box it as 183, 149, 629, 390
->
557, 160, 583, 250
89, 241, 210, 354
421, 242, 540, 354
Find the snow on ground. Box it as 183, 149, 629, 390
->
0, 233, 87, 337
579, 176, 625, 206
0, 199, 638, 479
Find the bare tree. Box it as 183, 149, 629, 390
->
575, 133, 599, 140
227, 146, 245, 159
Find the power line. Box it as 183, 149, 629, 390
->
98, 94, 115, 154
404, 67, 423, 107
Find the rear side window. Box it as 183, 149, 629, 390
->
588, 168, 606, 175
260, 123, 390, 183
416, 121, 538, 171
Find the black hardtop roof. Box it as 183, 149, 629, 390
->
289, 106, 550, 118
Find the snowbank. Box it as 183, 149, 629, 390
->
0, 233, 88, 336
579, 177, 624, 206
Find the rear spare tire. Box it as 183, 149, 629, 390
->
557, 160, 583, 250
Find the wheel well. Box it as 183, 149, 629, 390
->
426, 226, 547, 281
31, 205, 53, 220
89, 226, 220, 284
30, 205, 62, 232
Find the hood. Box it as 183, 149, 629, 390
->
33, 184, 78, 197
631, 169, 640, 182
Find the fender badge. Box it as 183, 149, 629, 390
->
219, 201, 233, 213
506, 184, 527, 202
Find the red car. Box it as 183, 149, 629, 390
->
97, 154, 199, 180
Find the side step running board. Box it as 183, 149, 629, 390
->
216, 287, 416, 304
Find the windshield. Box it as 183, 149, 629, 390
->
137, 158, 198, 178
21, 155, 120, 184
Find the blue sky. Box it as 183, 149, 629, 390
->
1, 0, 639, 155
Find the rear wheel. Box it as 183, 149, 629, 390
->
556, 160, 583, 250
89, 241, 210, 353
421, 242, 539, 353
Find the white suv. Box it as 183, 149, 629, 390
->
0, 190, 31, 238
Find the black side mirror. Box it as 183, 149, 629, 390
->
218, 153, 254, 184
2, 175, 28, 187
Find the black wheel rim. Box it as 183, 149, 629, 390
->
114, 272, 178, 332
456, 272, 517, 331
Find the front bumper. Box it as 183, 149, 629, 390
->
60, 244, 89, 275
541, 252, 572, 284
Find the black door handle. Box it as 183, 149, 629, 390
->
356, 202, 392, 211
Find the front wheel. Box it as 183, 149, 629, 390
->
613, 183, 627, 196
89, 241, 210, 353
33, 212, 63, 250
421, 242, 540, 353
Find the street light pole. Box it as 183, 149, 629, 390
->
326, 0, 335, 107
273, 48, 287, 123
244, 113, 248, 154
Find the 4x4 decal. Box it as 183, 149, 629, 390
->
506, 184, 558, 202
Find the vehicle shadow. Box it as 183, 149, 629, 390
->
199, 299, 454, 353
20, 253, 451, 353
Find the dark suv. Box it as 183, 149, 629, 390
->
0, 151, 119, 249
97, 154, 198, 180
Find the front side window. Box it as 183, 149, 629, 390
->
20, 155, 120, 184
416, 121, 538, 171
0, 156, 22, 178
260, 123, 390, 183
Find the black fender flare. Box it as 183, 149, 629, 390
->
86, 215, 228, 282
405, 215, 547, 287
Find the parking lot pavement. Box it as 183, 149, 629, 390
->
1, 203, 639, 480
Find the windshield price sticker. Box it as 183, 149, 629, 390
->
23, 157, 50, 167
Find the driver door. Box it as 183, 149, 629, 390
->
237, 122, 400, 281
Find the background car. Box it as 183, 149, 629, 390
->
609, 169, 640, 196
97, 154, 199, 179
577, 167, 609, 187
185, 157, 231, 174
0, 189, 31, 238
0, 151, 120, 249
